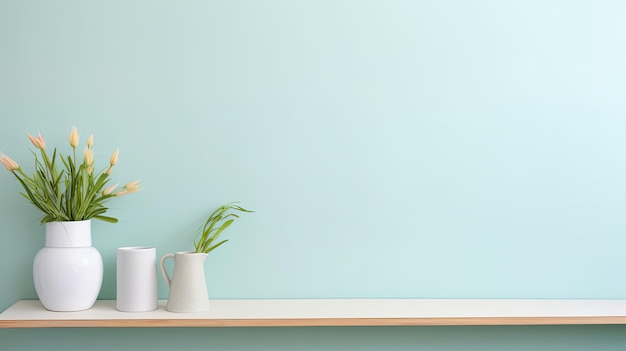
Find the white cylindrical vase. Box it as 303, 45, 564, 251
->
116, 247, 158, 312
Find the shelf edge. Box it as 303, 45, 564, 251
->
4, 316, 626, 328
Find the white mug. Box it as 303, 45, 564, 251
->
116, 247, 158, 312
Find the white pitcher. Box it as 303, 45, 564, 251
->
160, 251, 210, 313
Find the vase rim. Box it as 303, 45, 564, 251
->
176, 251, 208, 256
45, 219, 92, 224
118, 246, 155, 251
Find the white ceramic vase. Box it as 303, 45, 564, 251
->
160, 251, 210, 313
33, 220, 103, 312
116, 246, 158, 312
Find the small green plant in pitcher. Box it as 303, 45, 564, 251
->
194, 202, 253, 254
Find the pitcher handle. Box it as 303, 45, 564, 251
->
160, 253, 175, 287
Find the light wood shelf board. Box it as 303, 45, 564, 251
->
2, 299, 626, 328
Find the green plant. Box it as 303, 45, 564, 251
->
0, 127, 140, 224
194, 202, 253, 254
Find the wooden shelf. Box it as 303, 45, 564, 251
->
2, 299, 626, 328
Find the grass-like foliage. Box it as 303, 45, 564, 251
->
0, 127, 140, 224
194, 202, 253, 254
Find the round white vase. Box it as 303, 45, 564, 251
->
33, 220, 103, 312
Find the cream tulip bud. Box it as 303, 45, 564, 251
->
0, 153, 19, 171
110, 149, 119, 166
87, 134, 94, 148
69, 127, 79, 148
83, 148, 94, 166
103, 183, 118, 195
27, 132, 46, 149
124, 180, 140, 192
116, 180, 140, 196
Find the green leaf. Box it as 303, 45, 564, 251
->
94, 215, 119, 223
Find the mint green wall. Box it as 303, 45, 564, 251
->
2, 0, 626, 349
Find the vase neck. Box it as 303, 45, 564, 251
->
45, 220, 92, 247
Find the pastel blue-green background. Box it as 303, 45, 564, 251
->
2, 0, 626, 349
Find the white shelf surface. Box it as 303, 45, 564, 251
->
2, 299, 626, 328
